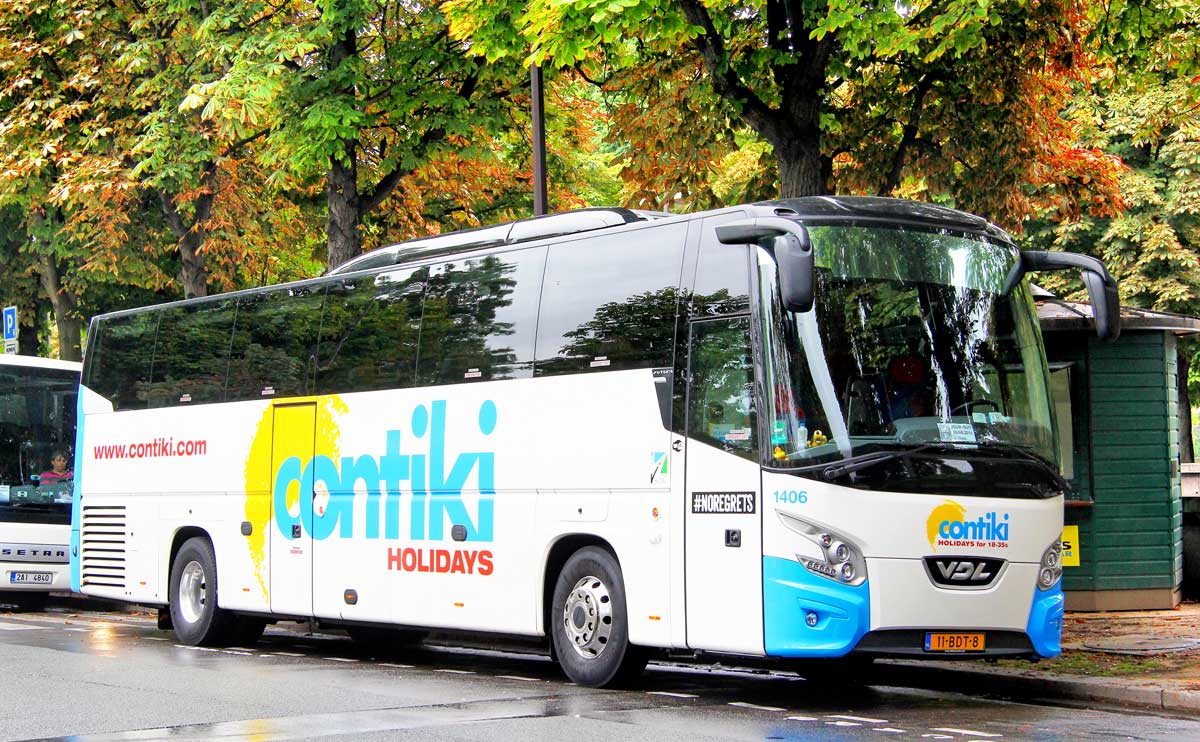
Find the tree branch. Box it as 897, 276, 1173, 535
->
675, 0, 781, 142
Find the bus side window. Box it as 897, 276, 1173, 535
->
227, 286, 325, 401
687, 317, 757, 460
691, 218, 751, 316
534, 223, 687, 376
316, 266, 427, 395
85, 314, 158, 411
147, 300, 236, 408
417, 248, 544, 385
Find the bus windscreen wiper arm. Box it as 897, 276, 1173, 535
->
974, 442, 1070, 493
816, 444, 945, 481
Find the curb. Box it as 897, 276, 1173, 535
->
876, 659, 1200, 715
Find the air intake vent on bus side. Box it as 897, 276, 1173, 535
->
80, 505, 127, 589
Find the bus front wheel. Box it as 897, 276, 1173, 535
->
550, 546, 647, 688
169, 537, 235, 646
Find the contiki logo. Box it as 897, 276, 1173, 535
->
926, 499, 1011, 550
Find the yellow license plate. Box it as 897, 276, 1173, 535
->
924, 632, 986, 652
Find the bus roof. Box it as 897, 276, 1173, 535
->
86, 196, 1013, 324
0, 354, 81, 373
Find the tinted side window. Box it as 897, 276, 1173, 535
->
147, 300, 236, 407
692, 216, 751, 316
417, 248, 545, 385
687, 316, 757, 460
227, 286, 324, 401
85, 313, 158, 411
535, 223, 686, 376
317, 266, 427, 395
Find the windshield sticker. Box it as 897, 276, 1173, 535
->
771, 420, 788, 445
723, 427, 752, 442
937, 422, 977, 443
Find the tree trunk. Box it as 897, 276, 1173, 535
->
36, 254, 82, 362
178, 229, 208, 299
324, 21, 361, 271
158, 183, 214, 300
326, 140, 361, 269
776, 143, 827, 198
15, 297, 41, 356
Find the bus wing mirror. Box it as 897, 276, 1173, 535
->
1005, 250, 1121, 342
715, 218, 814, 313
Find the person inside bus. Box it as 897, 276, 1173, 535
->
39, 449, 73, 483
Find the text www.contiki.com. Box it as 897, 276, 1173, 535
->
93, 438, 208, 460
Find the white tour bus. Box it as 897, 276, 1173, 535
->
72, 197, 1119, 686
1, 354, 80, 611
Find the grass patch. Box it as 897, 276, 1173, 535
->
994, 651, 1167, 677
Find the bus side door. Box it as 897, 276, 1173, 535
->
683, 316, 765, 655
269, 402, 316, 616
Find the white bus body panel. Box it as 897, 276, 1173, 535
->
77, 370, 678, 646
683, 440, 764, 655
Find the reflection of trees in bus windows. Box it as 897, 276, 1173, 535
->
147, 301, 237, 407
416, 251, 541, 385
688, 318, 756, 459
534, 225, 686, 375
229, 288, 324, 400
316, 267, 426, 394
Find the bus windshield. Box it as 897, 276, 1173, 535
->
759, 225, 1060, 496
0, 361, 78, 526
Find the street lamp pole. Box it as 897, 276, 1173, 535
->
531, 64, 548, 216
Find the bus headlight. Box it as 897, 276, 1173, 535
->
1038, 539, 1063, 591
777, 512, 867, 587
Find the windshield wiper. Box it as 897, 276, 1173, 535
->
809, 443, 950, 481
972, 442, 1070, 493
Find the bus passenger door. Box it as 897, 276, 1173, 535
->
269, 402, 316, 617
684, 317, 765, 655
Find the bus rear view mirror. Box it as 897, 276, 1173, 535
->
716, 218, 814, 313
1004, 250, 1121, 342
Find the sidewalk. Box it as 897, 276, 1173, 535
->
877, 601, 1200, 714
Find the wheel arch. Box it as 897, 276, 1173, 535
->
541, 533, 619, 638
165, 526, 213, 601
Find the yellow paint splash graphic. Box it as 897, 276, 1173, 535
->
243, 395, 347, 599
926, 499, 967, 550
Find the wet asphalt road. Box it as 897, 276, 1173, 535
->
1, 603, 1199, 741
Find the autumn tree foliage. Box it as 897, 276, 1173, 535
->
1027, 1, 1200, 313
447, 0, 1130, 231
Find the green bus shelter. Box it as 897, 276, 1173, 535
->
1038, 295, 1200, 610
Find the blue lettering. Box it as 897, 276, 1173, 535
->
269, 400, 497, 543
273, 456, 304, 539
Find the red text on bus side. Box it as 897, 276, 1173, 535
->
387, 547, 494, 576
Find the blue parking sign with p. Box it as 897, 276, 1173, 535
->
2, 306, 17, 341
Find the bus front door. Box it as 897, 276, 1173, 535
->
683, 317, 765, 655
269, 402, 316, 617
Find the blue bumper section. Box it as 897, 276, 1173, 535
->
1026, 582, 1064, 658
763, 556, 870, 658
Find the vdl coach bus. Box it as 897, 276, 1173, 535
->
71, 197, 1119, 686
1, 354, 80, 611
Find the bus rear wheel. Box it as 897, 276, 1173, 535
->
550, 546, 647, 688
169, 536, 235, 646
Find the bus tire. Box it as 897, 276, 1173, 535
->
230, 617, 267, 646
550, 546, 647, 688
169, 537, 234, 646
